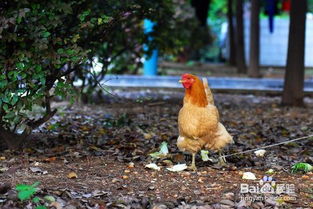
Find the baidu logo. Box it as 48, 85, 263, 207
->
240, 176, 295, 195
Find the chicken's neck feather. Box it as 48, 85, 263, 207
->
184, 79, 208, 107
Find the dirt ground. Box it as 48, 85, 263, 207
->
0, 92, 313, 209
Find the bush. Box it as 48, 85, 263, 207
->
0, 0, 202, 148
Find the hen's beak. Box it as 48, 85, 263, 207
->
179, 80, 185, 83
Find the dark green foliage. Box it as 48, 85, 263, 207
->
0, 0, 199, 147
16, 182, 40, 201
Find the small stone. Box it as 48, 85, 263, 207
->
223, 192, 234, 200
220, 199, 235, 207
0, 183, 11, 194
211, 203, 222, 209
6, 190, 17, 201
220, 205, 232, 209
252, 202, 264, 209
194, 190, 201, 195
128, 162, 134, 168
162, 160, 173, 166
181, 171, 191, 176
151, 204, 167, 209
236, 200, 248, 208
64, 205, 77, 209
122, 175, 128, 179
301, 175, 309, 180
124, 169, 131, 173
198, 177, 204, 183
265, 197, 277, 206
67, 172, 78, 179
148, 186, 155, 190
112, 178, 119, 183
198, 206, 214, 209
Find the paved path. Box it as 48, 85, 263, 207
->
103, 75, 313, 93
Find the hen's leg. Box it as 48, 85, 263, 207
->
218, 151, 227, 166
188, 153, 197, 171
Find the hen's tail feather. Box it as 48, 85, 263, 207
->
202, 77, 214, 105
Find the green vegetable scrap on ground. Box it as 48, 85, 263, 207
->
291, 163, 313, 173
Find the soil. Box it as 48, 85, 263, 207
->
0, 92, 313, 209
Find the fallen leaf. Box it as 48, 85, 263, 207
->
167, 164, 187, 172
291, 162, 313, 173
254, 149, 266, 157
242, 172, 256, 180
200, 150, 209, 161
265, 169, 275, 174
145, 163, 161, 171
50, 201, 62, 209
29, 167, 48, 174
149, 141, 169, 159
44, 157, 57, 163
128, 162, 134, 168
67, 172, 78, 179
44, 195, 56, 202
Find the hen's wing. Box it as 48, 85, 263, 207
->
202, 77, 214, 105
205, 122, 233, 151
202, 77, 219, 120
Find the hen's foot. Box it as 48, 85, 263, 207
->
188, 153, 197, 171
188, 164, 197, 171
218, 151, 227, 166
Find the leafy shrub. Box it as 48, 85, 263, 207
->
0, 0, 203, 148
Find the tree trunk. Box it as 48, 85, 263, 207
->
191, 0, 211, 27
282, 0, 307, 106
0, 127, 28, 149
235, 0, 247, 73
248, 0, 261, 78
227, 0, 236, 65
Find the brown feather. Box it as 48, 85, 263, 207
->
177, 74, 233, 157
183, 75, 208, 107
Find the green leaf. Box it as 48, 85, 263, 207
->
0, 80, 8, 89
159, 141, 168, 154
4, 112, 15, 119
66, 49, 75, 55
291, 163, 313, 173
200, 150, 210, 161
149, 141, 168, 159
17, 188, 37, 201
42, 31, 51, 38
31, 182, 40, 188
43, 195, 55, 202
11, 95, 19, 105
3, 104, 9, 112
16, 16, 22, 24
40, 77, 46, 85
16, 63, 24, 70
35, 65, 42, 72
16, 182, 40, 201
32, 196, 40, 203
57, 48, 64, 54
35, 206, 47, 209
